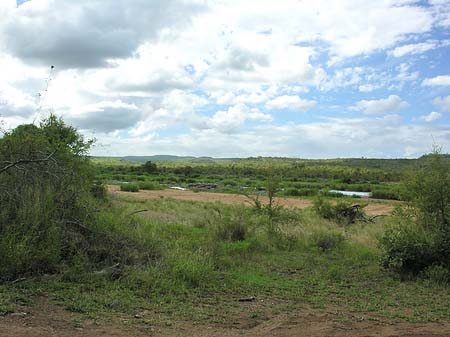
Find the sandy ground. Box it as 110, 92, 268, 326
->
108, 185, 396, 216
2, 297, 450, 337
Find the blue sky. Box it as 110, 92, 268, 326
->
1, 0, 450, 158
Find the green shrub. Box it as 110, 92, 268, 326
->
371, 189, 400, 200
379, 150, 450, 277
283, 187, 301, 196
313, 196, 335, 220
138, 181, 160, 190
91, 180, 107, 199
312, 230, 345, 251
120, 183, 140, 192
313, 196, 367, 224
420, 265, 450, 285
320, 191, 345, 198
379, 219, 435, 275
211, 208, 255, 242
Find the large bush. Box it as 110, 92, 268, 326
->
379, 151, 450, 279
0, 116, 103, 280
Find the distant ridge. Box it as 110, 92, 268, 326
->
94, 155, 240, 163
93, 153, 449, 163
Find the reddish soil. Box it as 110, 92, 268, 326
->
2, 297, 450, 337
108, 185, 396, 216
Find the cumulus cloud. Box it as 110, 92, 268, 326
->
0, 0, 205, 69
389, 41, 437, 57
433, 95, 450, 112
189, 103, 272, 134
352, 95, 409, 114
265, 95, 317, 111
91, 116, 450, 159
65, 100, 142, 133
217, 47, 269, 72
422, 75, 450, 86
421, 111, 442, 122
0, 85, 37, 117
430, 0, 450, 27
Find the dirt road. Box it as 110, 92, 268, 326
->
108, 185, 395, 216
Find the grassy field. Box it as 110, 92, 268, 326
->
2, 193, 450, 334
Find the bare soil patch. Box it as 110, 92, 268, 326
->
2, 297, 450, 337
108, 185, 395, 216
0, 296, 147, 337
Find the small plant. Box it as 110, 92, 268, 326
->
312, 230, 345, 251
120, 183, 140, 192
313, 196, 334, 219
213, 211, 250, 241
313, 196, 367, 224
420, 265, 450, 285
91, 180, 107, 199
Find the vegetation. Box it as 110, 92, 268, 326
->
0, 116, 149, 281
119, 182, 140, 192
380, 150, 450, 281
92, 155, 421, 201
1, 118, 450, 332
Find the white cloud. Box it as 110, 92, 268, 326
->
0, 0, 205, 69
352, 95, 409, 114
358, 84, 376, 92
422, 75, 450, 86
390, 41, 437, 57
189, 103, 272, 134
433, 95, 450, 112
212, 91, 269, 106
430, 0, 450, 27
66, 100, 142, 133
421, 111, 442, 122
265, 95, 317, 111
90, 116, 450, 159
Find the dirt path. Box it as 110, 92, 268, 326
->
0, 296, 141, 337
108, 185, 396, 216
2, 298, 450, 337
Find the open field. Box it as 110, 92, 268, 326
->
108, 184, 397, 216
2, 191, 450, 337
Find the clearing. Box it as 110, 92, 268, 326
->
108, 185, 396, 216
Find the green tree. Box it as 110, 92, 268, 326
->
141, 160, 158, 174
0, 115, 95, 279
403, 148, 450, 230
380, 148, 450, 278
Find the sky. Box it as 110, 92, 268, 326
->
0, 0, 449, 158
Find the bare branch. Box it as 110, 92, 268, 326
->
0, 150, 57, 174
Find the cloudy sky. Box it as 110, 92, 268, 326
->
1, 0, 449, 158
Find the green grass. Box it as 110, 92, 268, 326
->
1, 195, 450, 325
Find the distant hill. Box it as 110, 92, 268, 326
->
122, 155, 199, 162
93, 155, 241, 163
